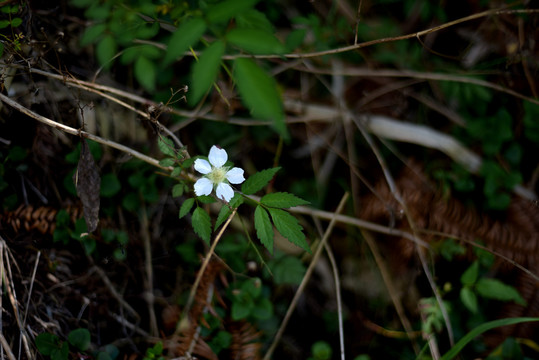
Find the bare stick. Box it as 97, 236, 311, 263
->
263, 193, 349, 360
323, 242, 345, 360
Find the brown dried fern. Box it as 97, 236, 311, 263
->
0, 204, 81, 235
359, 164, 539, 345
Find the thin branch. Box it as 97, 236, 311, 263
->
0, 92, 172, 172
323, 243, 345, 360
263, 193, 349, 360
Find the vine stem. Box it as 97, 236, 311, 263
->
263, 192, 349, 360
173, 206, 238, 338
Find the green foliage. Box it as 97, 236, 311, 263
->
189, 40, 225, 105
458, 257, 526, 315
233, 58, 287, 138
241, 167, 281, 195
440, 318, 539, 360
230, 277, 273, 321
36, 329, 91, 360
267, 207, 310, 253
163, 17, 206, 66
309, 341, 332, 360
267, 252, 306, 285
144, 342, 164, 360
192, 206, 212, 244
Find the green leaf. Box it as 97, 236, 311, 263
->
172, 183, 184, 197
476, 278, 526, 305
158, 137, 176, 157
159, 158, 175, 167
135, 56, 156, 92
35, 333, 60, 356
214, 193, 243, 230
231, 297, 253, 320
254, 205, 274, 253
179, 198, 195, 218
96, 34, 117, 69
163, 17, 206, 66
236, 9, 274, 32
68, 328, 91, 351
192, 207, 212, 244
267, 208, 310, 253
188, 40, 225, 106
270, 256, 306, 285
51, 341, 69, 360
252, 297, 273, 320
233, 58, 286, 137
285, 28, 306, 52
226, 28, 286, 55
460, 261, 479, 286
260, 192, 309, 208
241, 167, 280, 195
100, 173, 121, 197
440, 317, 539, 360
205, 0, 260, 24
10, 17, 21, 27
460, 287, 478, 314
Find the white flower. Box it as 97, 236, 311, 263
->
193, 145, 245, 202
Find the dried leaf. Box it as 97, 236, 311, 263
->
73, 139, 101, 232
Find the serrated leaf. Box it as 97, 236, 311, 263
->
267, 208, 310, 253
205, 0, 260, 24
260, 192, 309, 208
226, 28, 286, 55
192, 207, 212, 244
460, 261, 479, 286
214, 193, 243, 230
241, 167, 280, 195
159, 158, 175, 167
460, 287, 478, 313
158, 137, 175, 156
254, 205, 273, 253
163, 17, 206, 66
96, 34, 117, 69
68, 328, 91, 351
189, 40, 225, 106
233, 58, 286, 137
135, 56, 156, 92
476, 278, 526, 305
179, 198, 195, 218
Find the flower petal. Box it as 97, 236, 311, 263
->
194, 159, 212, 174
194, 178, 213, 196
216, 183, 234, 202
226, 167, 245, 184
208, 145, 227, 168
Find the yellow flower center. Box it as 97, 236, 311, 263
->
207, 166, 228, 185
